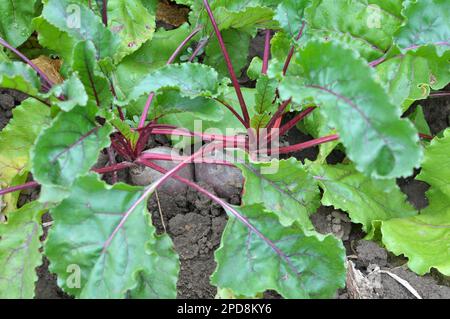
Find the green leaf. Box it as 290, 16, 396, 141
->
31, 106, 113, 194
236, 154, 319, 228
408, 105, 431, 136
376, 47, 450, 111
304, 0, 404, 61
33, 16, 77, 62
108, 0, 156, 62
247, 56, 263, 80
274, 0, 309, 39
122, 63, 223, 105
204, 28, 251, 78
381, 129, 450, 275
113, 24, 193, 100
41, 0, 120, 59
394, 0, 450, 56
0, 201, 45, 298
0, 100, 51, 212
417, 130, 450, 199
0, 61, 41, 96
45, 174, 179, 298
279, 40, 422, 179
71, 41, 113, 108
251, 75, 278, 129
46, 73, 88, 111
310, 163, 417, 235
0, 0, 38, 47
381, 206, 450, 276
211, 204, 346, 298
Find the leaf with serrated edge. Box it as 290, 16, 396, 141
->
121, 63, 223, 106
381, 129, 450, 275
279, 40, 422, 178
0, 202, 45, 298
304, 0, 404, 61
107, 0, 156, 62
41, 0, 120, 60
45, 174, 179, 298
211, 204, 346, 299
0, 61, 41, 96
310, 163, 417, 235
0, 0, 38, 47
394, 0, 450, 56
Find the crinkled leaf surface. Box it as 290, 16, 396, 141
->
114, 24, 193, 99
304, 0, 404, 61
394, 0, 450, 56
45, 174, 179, 298
377, 47, 450, 111
0, 202, 45, 298
108, 0, 156, 62
31, 106, 112, 192
122, 63, 223, 105
33, 16, 77, 62
41, 0, 120, 59
279, 41, 422, 178
236, 156, 319, 228
310, 163, 417, 235
0, 62, 41, 96
0, 0, 38, 47
211, 204, 346, 299
381, 129, 450, 275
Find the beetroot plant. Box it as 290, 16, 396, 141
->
0, 0, 449, 298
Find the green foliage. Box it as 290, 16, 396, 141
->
310, 163, 417, 235
279, 41, 422, 179
0, 0, 449, 299
236, 156, 319, 228
45, 174, 179, 298
31, 106, 112, 199
0, 0, 39, 47
0, 100, 51, 212
211, 204, 346, 299
381, 129, 450, 275
0, 202, 45, 298
0, 62, 41, 96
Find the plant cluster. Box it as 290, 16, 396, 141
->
0, 0, 449, 298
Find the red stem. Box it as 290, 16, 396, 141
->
137, 152, 234, 166
0, 162, 134, 196
203, 0, 250, 125
214, 98, 248, 128
101, 0, 108, 26
167, 25, 203, 65
277, 107, 315, 137
138, 27, 203, 129
188, 32, 213, 62
102, 143, 221, 252
266, 98, 292, 130
149, 128, 247, 146
0, 36, 54, 88
276, 134, 339, 154
262, 30, 271, 74
429, 92, 450, 98
282, 21, 306, 76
